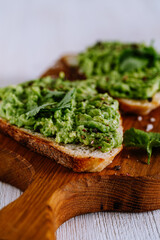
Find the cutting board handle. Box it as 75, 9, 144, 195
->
0, 149, 57, 240
0, 185, 57, 240
0, 149, 105, 240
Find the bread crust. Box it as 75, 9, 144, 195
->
0, 118, 123, 172
118, 92, 160, 115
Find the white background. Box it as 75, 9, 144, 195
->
0, 0, 160, 239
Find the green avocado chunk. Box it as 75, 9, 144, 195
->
0, 75, 122, 152
78, 42, 160, 100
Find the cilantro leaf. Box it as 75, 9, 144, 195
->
124, 128, 160, 164
26, 88, 76, 118
119, 46, 158, 73
54, 88, 75, 110
26, 102, 56, 119
119, 57, 148, 72
40, 88, 76, 114
44, 90, 65, 99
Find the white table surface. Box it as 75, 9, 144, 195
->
0, 1, 160, 239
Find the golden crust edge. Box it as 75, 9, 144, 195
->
118, 92, 160, 115
0, 118, 123, 172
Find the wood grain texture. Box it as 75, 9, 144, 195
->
0, 1, 160, 239
0, 148, 34, 191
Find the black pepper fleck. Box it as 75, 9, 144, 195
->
114, 165, 121, 171
92, 128, 98, 133
142, 76, 147, 81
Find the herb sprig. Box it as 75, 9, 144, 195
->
26, 88, 76, 118
124, 128, 160, 164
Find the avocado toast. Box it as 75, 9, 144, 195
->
61, 42, 160, 115
0, 75, 123, 172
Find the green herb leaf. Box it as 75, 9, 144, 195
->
55, 88, 75, 110
123, 128, 160, 164
119, 46, 158, 73
26, 102, 56, 119
119, 57, 148, 72
26, 88, 76, 118
44, 90, 65, 99
41, 88, 76, 114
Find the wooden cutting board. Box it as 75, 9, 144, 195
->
0, 58, 160, 240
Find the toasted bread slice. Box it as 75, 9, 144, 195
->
0, 118, 123, 172
46, 55, 160, 116
118, 92, 160, 115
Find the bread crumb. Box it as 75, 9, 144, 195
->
137, 116, 142, 121
146, 124, 153, 132
128, 155, 130, 158
150, 117, 156, 123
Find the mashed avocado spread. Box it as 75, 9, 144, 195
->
78, 42, 160, 99
0, 74, 122, 152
